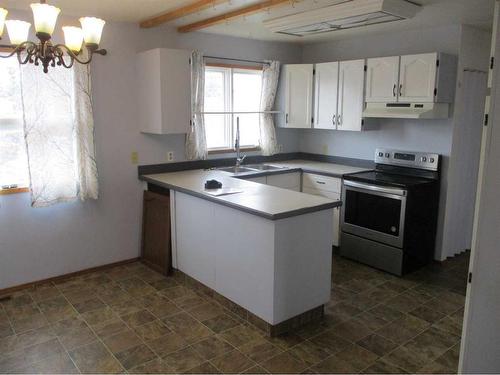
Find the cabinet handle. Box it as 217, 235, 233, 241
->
285, 113, 289, 124
393, 84, 396, 97
332, 114, 336, 126
316, 181, 326, 185
399, 84, 403, 97
337, 115, 342, 126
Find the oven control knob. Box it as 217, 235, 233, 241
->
430, 157, 435, 163
385, 153, 390, 158
378, 152, 384, 157
421, 156, 427, 162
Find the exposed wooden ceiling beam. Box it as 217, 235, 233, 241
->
178, 0, 296, 33
140, 0, 230, 29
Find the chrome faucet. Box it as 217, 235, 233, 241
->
235, 117, 246, 168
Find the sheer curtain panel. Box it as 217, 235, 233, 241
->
20, 58, 99, 207
259, 61, 280, 156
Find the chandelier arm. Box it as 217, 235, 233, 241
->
0, 41, 37, 60
53, 44, 95, 65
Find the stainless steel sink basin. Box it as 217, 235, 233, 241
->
218, 166, 257, 174
244, 164, 286, 171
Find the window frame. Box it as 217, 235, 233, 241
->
204, 63, 263, 154
0, 50, 31, 195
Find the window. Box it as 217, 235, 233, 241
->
204, 66, 263, 151
0, 58, 30, 190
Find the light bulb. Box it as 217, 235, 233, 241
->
30, 3, 60, 36
79, 17, 105, 47
0, 8, 7, 38
63, 26, 83, 53
6, 20, 31, 45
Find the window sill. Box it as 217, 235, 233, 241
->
208, 147, 261, 155
0, 187, 30, 195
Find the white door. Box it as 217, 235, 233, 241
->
314, 62, 339, 129
283, 64, 314, 128
399, 53, 438, 103
365, 56, 400, 102
338, 60, 365, 132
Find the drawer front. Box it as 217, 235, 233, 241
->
266, 172, 301, 190
302, 173, 341, 193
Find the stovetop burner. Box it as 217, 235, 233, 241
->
343, 170, 436, 188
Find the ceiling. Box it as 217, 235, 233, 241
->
2, 0, 495, 43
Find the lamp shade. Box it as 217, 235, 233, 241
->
63, 26, 83, 53
0, 8, 7, 37
6, 20, 31, 45
79, 17, 105, 45
30, 3, 60, 35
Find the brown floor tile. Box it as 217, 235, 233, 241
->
433, 316, 463, 337
239, 337, 283, 363
163, 346, 205, 373
404, 326, 460, 362
362, 358, 407, 374
368, 304, 404, 324
381, 346, 428, 373
334, 344, 378, 372
69, 340, 123, 373
133, 319, 171, 341
357, 333, 398, 357
294, 322, 328, 340
210, 349, 256, 373
346, 293, 379, 311
162, 312, 213, 344
147, 332, 189, 357
242, 364, 269, 374
0, 322, 14, 339
409, 305, 447, 324
129, 357, 173, 374
311, 355, 359, 374
384, 293, 423, 313
185, 361, 221, 374
174, 293, 206, 310
4, 303, 40, 320
93, 318, 129, 339
417, 360, 455, 374
29, 284, 61, 303
51, 317, 97, 350
109, 299, 144, 316
63, 288, 97, 305
103, 329, 142, 354
339, 278, 376, 293
354, 311, 391, 331
115, 343, 157, 370
191, 335, 234, 360
160, 285, 195, 300
434, 343, 460, 372
218, 325, 263, 348
358, 284, 400, 303
29, 352, 79, 374
146, 299, 181, 319
286, 340, 330, 366
330, 318, 373, 342
81, 306, 117, 327
424, 297, 462, 315
121, 309, 156, 327
309, 330, 352, 355
149, 278, 179, 292
203, 313, 240, 334
11, 312, 49, 334
0, 338, 65, 372
376, 314, 430, 344
265, 332, 304, 350
188, 302, 225, 321
38, 296, 77, 323
324, 302, 363, 325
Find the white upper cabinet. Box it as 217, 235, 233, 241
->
399, 53, 438, 103
366, 56, 400, 102
314, 62, 339, 130
338, 60, 365, 132
136, 48, 192, 134
283, 64, 314, 128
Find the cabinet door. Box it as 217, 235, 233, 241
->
142, 191, 171, 275
338, 60, 365, 132
314, 62, 339, 129
303, 187, 341, 247
366, 56, 400, 102
284, 64, 314, 128
399, 53, 438, 103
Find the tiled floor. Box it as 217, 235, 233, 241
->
0, 252, 469, 374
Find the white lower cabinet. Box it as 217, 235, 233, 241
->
245, 172, 301, 191
302, 173, 342, 247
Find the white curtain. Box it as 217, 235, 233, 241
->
259, 61, 280, 156
20, 59, 99, 207
186, 51, 208, 160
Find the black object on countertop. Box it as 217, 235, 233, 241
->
205, 179, 222, 189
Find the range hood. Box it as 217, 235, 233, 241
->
363, 102, 450, 119
263, 0, 421, 37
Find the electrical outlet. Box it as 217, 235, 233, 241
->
321, 144, 329, 154
278, 144, 284, 153
131, 151, 139, 164
167, 151, 174, 162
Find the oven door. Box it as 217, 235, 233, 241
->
341, 180, 407, 248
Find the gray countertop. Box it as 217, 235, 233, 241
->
142, 160, 372, 221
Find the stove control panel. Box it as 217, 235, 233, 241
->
375, 148, 439, 171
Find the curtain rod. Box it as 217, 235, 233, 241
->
204, 55, 270, 66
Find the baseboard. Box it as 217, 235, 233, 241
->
0, 257, 140, 298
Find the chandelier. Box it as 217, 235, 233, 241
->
0, 0, 106, 73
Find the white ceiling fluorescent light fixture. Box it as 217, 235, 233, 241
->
263, 0, 421, 37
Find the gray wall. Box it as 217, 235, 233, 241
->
0, 17, 302, 289
298, 25, 462, 259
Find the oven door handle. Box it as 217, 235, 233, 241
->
343, 180, 407, 196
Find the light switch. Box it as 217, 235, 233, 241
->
131, 151, 139, 164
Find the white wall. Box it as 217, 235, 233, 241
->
298, 25, 462, 259
0, 17, 302, 289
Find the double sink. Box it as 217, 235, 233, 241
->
218, 164, 287, 174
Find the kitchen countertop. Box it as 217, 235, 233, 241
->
142, 160, 372, 221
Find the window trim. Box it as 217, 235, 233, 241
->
204, 64, 263, 153
0, 187, 30, 195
